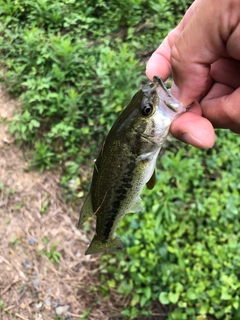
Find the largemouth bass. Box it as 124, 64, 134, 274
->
78, 76, 186, 255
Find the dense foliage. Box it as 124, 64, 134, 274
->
0, 0, 190, 186
1, 0, 240, 319
101, 130, 240, 319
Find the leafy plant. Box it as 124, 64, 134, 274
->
13, 201, 27, 211
101, 130, 240, 319
0, 0, 192, 192
40, 242, 62, 263
42, 236, 50, 245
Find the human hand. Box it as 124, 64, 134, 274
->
146, 0, 240, 148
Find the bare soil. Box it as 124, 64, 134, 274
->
0, 87, 124, 320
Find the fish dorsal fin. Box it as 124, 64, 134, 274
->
78, 191, 93, 227
146, 170, 156, 190
129, 197, 144, 213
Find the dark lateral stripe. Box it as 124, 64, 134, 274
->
103, 157, 136, 240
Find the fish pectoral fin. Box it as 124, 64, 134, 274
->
129, 197, 144, 213
85, 235, 126, 255
78, 191, 93, 227
146, 169, 156, 190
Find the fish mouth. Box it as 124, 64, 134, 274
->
153, 76, 186, 113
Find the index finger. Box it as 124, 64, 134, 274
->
145, 28, 181, 81
145, 1, 196, 81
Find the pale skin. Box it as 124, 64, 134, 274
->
146, 0, 240, 148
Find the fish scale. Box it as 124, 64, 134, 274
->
78, 76, 187, 255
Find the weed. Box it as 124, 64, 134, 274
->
80, 308, 92, 320
54, 316, 65, 320
10, 235, 20, 247
13, 201, 26, 210
0, 300, 4, 310
42, 236, 49, 245
40, 197, 50, 214
40, 242, 62, 263
6, 188, 15, 195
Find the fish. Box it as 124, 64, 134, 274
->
78, 76, 186, 255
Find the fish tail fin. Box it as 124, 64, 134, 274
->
85, 235, 126, 255
78, 192, 93, 227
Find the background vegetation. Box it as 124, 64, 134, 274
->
0, 0, 190, 190
0, 0, 240, 319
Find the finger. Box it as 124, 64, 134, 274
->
145, 29, 180, 81
201, 84, 240, 133
170, 101, 215, 148
226, 22, 240, 60
145, 0, 198, 81
210, 58, 240, 89
171, 0, 240, 106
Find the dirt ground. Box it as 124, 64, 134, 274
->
0, 87, 125, 320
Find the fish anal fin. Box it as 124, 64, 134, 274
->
129, 197, 143, 213
146, 170, 156, 190
78, 191, 93, 227
85, 235, 126, 255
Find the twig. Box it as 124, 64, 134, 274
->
0, 200, 8, 207
0, 255, 12, 267
38, 183, 57, 201
3, 305, 15, 312
15, 313, 29, 320
70, 313, 82, 318
41, 208, 61, 223
1, 279, 20, 295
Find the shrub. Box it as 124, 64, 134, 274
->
0, 0, 191, 189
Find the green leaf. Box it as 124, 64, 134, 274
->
220, 290, 232, 300
131, 293, 140, 306
159, 292, 169, 305
107, 279, 116, 288
168, 292, 179, 304
186, 288, 198, 300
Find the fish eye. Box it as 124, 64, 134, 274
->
142, 103, 153, 117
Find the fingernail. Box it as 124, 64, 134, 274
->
170, 81, 181, 100
181, 132, 206, 149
